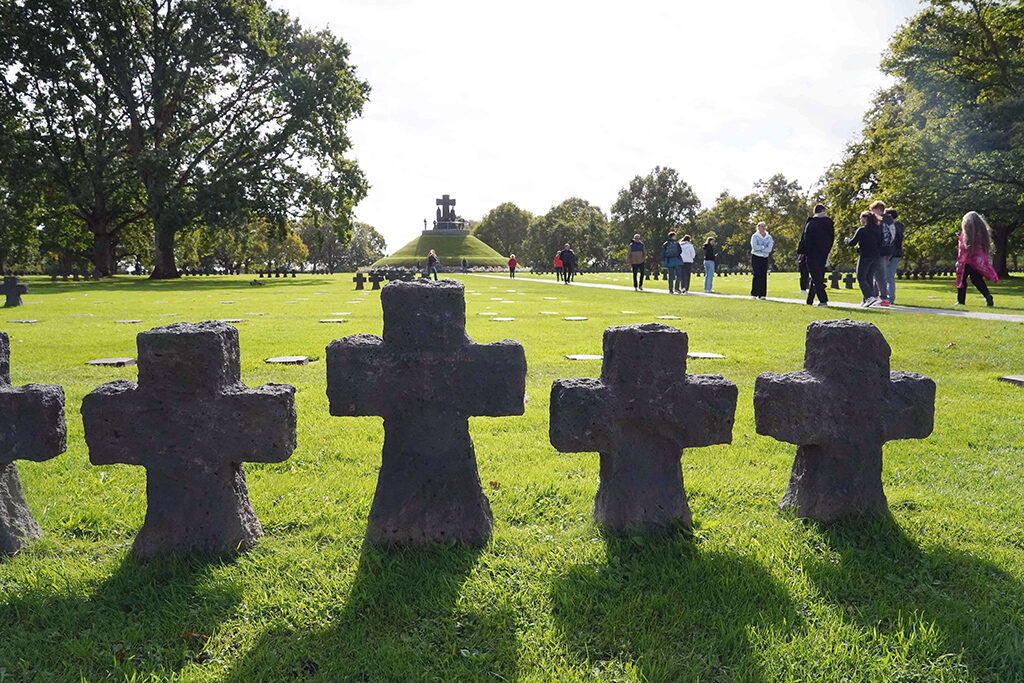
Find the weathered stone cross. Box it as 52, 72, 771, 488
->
549, 323, 737, 531
436, 194, 456, 222
2, 276, 28, 308
1, 331, 66, 555
754, 319, 935, 522
81, 321, 297, 558
327, 279, 526, 547
353, 272, 366, 290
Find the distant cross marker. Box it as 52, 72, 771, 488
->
549, 323, 737, 531
754, 319, 935, 522
0, 332, 66, 555
327, 279, 526, 546
82, 321, 297, 558
1, 276, 28, 308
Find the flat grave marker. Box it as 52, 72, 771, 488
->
265, 355, 311, 365
86, 358, 136, 367
998, 375, 1024, 388
564, 316, 587, 321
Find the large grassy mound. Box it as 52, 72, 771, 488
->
1, 272, 1023, 680
371, 232, 507, 268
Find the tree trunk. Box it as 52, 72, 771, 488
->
150, 225, 179, 279
990, 223, 1015, 278
91, 232, 119, 277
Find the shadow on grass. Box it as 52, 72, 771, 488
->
804, 513, 1024, 680
0, 552, 242, 679
224, 541, 518, 681
550, 529, 798, 681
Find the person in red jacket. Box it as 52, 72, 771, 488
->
508, 254, 518, 279
553, 252, 563, 282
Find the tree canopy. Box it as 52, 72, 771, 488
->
523, 198, 610, 269
611, 166, 701, 268
472, 202, 531, 258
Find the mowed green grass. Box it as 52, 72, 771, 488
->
1, 273, 1023, 682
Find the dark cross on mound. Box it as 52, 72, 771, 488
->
0, 331, 66, 556
754, 319, 935, 522
81, 321, 297, 558
436, 194, 456, 224
2, 276, 28, 308
327, 279, 526, 547
549, 323, 737, 532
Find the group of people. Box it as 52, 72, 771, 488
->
553, 244, 577, 283
634, 201, 1000, 308
628, 233, 719, 294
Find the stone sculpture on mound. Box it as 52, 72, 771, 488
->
549, 323, 737, 531
326, 279, 527, 547
754, 318, 935, 522
81, 321, 297, 558
0, 331, 66, 556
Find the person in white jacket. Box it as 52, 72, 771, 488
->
679, 235, 696, 293
750, 222, 774, 299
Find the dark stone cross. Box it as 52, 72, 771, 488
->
436, 194, 456, 223
754, 319, 935, 522
549, 323, 737, 531
2, 276, 28, 308
369, 271, 384, 290
326, 279, 526, 547
81, 321, 297, 558
829, 270, 842, 290
353, 272, 366, 290
844, 272, 856, 289
0, 331, 66, 556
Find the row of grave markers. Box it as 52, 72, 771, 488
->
2, 279, 937, 559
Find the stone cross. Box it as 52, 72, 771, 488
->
369, 271, 384, 290
436, 194, 456, 223
754, 319, 935, 522
2, 276, 28, 308
844, 272, 856, 289
829, 270, 842, 289
81, 321, 297, 558
326, 279, 526, 547
353, 272, 366, 290
0, 331, 66, 556
549, 323, 737, 531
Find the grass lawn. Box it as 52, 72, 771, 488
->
1, 272, 1023, 682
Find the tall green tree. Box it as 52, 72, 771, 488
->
1, 0, 148, 276
825, 0, 1024, 276
0, 100, 42, 271
745, 174, 809, 270
472, 202, 531, 257
611, 166, 701, 270
8, 0, 371, 279
523, 198, 610, 268
298, 219, 385, 272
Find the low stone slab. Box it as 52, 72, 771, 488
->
565, 354, 603, 361
86, 358, 136, 367
115, 320, 143, 324
491, 317, 515, 321
621, 310, 638, 314
319, 319, 347, 324
248, 312, 267, 316
7, 320, 37, 324
544, 297, 557, 300
564, 316, 588, 321
478, 312, 497, 316
999, 375, 1024, 387
265, 356, 311, 365
219, 319, 245, 323
539, 311, 559, 315
656, 316, 680, 320
331, 312, 351, 316
688, 352, 726, 359
68, 314, 94, 317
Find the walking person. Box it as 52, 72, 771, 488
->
628, 234, 646, 291
426, 249, 440, 280
702, 237, 717, 293
798, 204, 835, 306
844, 211, 883, 306
553, 251, 564, 283
870, 201, 894, 304
461, 257, 468, 274
955, 211, 998, 307
558, 243, 577, 284
508, 254, 517, 278
750, 222, 774, 299
884, 208, 905, 304
661, 231, 684, 294
679, 234, 696, 293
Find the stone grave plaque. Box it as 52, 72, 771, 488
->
564, 317, 587, 321
998, 375, 1024, 388
265, 356, 311, 365
86, 358, 136, 367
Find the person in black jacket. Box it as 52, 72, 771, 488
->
558, 244, 577, 284
797, 204, 835, 306
884, 208, 905, 304
845, 211, 882, 306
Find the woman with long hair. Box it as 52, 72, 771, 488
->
955, 211, 997, 307
844, 211, 882, 306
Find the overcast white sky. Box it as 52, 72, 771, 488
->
277, 0, 922, 250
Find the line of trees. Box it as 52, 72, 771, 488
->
471, 0, 1022, 276
0, 0, 369, 278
